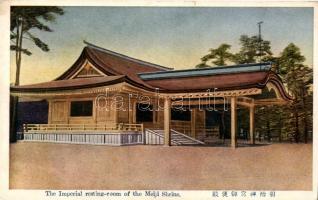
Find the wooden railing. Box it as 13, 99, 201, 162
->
19, 123, 144, 146
149, 120, 193, 135
147, 121, 219, 138
20, 123, 144, 146
23, 123, 144, 133
144, 129, 181, 145
171, 129, 205, 145
20, 132, 143, 146
144, 129, 165, 145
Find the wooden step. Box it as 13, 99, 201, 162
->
148, 129, 204, 145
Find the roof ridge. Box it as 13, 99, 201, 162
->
83, 40, 173, 71
139, 62, 272, 75
138, 62, 272, 80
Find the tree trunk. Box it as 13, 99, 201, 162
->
10, 17, 23, 143
294, 111, 300, 143
301, 86, 309, 144
15, 17, 23, 86
10, 96, 18, 142
303, 116, 308, 143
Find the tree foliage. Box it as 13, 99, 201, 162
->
196, 44, 234, 68
10, 6, 64, 57
277, 44, 313, 142
11, 6, 64, 86
255, 44, 313, 143
197, 35, 313, 143
196, 35, 273, 67
233, 35, 272, 64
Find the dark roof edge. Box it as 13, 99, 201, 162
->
265, 72, 294, 101
138, 62, 272, 80
83, 40, 173, 71
10, 76, 126, 93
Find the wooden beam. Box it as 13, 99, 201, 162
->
48, 100, 52, 124
237, 96, 254, 108
171, 98, 252, 108
254, 98, 289, 106
128, 98, 135, 124
164, 97, 171, 146
249, 105, 255, 145
114, 107, 118, 124
132, 100, 137, 123
237, 101, 253, 108
237, 96, 254, 103
191, 108, 197, 138
172, 99, 228, 106
231, 97, 237, 149
162, 88, 262, 99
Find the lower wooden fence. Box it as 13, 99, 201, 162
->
17, 123, 144, 146
18, 132, 143, 146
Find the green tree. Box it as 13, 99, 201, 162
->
196, 43, 233, 68
10, 7, 64, 142
255, 103, 288, 142
278, 43, 313, 143
196, 36, 312, 143
233, 35, 272, 64
11, 6, 64, 85
255, 44, 312, 143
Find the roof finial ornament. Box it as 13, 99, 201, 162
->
257, 21, 264, 62
83, 40, 92, 46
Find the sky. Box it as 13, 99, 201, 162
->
10, 7, 313, 85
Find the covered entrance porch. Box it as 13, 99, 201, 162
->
158, 92, 287, 148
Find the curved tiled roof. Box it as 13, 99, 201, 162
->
143, 71, 269, 92
56, 41, 171, 89
11, 42, 292, 101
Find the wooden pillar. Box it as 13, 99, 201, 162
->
164, 97, 171, 146
231, 97, 237, 148
114, 108, 118, 124
132, 101, 137, 124
249, 105, 255, 145
66, 99, 70, 124
191, 108, 197, 138
128, 99, 135, 124
203, 109, 206, 137
93, 98, 97, 123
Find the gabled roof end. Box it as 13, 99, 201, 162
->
83, 40, 173, 71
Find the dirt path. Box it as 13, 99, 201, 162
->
9, 142, 312, 190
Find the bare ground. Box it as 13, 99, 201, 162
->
9, 142, 312, 190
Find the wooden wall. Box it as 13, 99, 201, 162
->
116, 95, 132, 123
48, 95, 206, 139
96, 97, 117, 124
48, 96, 116, 125
49, 100, 69, 124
